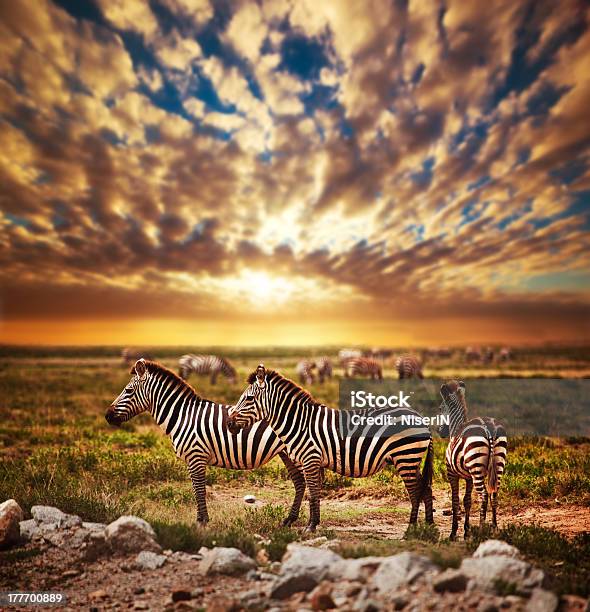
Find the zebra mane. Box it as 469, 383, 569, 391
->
247, 369, 322, 407
143, 360, 201, 399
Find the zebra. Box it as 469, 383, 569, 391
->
296, 360, 316, 384
498, 347, 511, 361
105, 359, 306, 525
316, 357, 333, 383
395, 355, 424, 379
122, 348, 153, 366
438, 380, 508, 540
338, 348, 362, 364
178, 354, 237, 385
344, 357, 383, 379
228, 365, 434, 532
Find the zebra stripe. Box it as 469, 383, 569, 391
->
228, 365, 434, 532
106, 360, 305, 525
438, 380, 507, 539
178, 354, 237, 385
395, 355, 424, 379
344, 357, 383, 380
296, 360, 316, 384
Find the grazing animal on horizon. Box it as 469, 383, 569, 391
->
178, 354, 237, 385
316, 356, 333, 383
106, 360, 306, 525
438, 380, 507, 540
395, 355, 424, 379
296, 359, 316, 384
228, 365, 434, 532
122, 348, 153, 366
465, 346, 482, 362
338, 348, 362, 364
499, 347, 511, 361
343, 357, 383, 379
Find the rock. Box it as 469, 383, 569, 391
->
134, 587, 145, 595
104, 516, 161, 554
84, 531, 108, 561
208, 596, 240, 612
525, 589, 559, 612
89, 590, 109, 601
328, 556, 383, 582
473, 540, 520, 559
353, 596, 383, 612
371, 552, 437, 596
200, 547, 256, 576
303, 536, 328, 547
270, 573, 319, 599
391, 594, 408, 610
61, 569, 80, 579
459, 555, 544, 595
244, 495, 256, 504
433, 568, 469, 593
169, 551, 201, 563
281, 544, 342, 580
0, 499, 24, 548
134, 550, 167, 570
309, 581, 336, 610
82, 522, 107, 531
478, 603, 499, 612
19, 518, 41, 542
133, 603, 149, 610
31, 505, 82, 529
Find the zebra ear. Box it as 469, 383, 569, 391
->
256, 364, 266, 385
135, 359, 147, 377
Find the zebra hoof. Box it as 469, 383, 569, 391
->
282, 517, 297, 527
449, 533, 457, 541
197, 518, 209, 526
303, 525, 317, 533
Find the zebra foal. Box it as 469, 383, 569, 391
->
228, 365, 434, 532
438, 380, 507, 540
106, 359, 306, 525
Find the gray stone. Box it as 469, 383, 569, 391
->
169, 551, 201, 563
134, 550, 167, 570
31, 505, 82, 529
281, 544, 342, 580
433, 568, 469, 593
460, 555, 544, 595
371, 552, 437, 596
327, 556, 383, 582
105, 516, 161, 554
200, 547, 257, 576
82, 522, 107, 532
473, 540, 520, 559
0, 499, 24, 548
270, 573, 318, 599
84, 531, 108, 561
19, 518, 42, 542
525, 589, 559, 612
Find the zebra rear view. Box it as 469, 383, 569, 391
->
179, 354, 237, 385
438, 380, 507, 540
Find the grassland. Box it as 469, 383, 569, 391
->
0, 345, 589, 595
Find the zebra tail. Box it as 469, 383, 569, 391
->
486, 438, 499, 494
418, 438, 434, 503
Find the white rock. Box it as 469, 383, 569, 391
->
134, 550, 167, 570
0, 499, 24, 548
281, 544, 342, 580
104, 516, 161, 554
525, 588, 559, 612
327, 556, 384, 582
473, 540, 520, 559
371, 552, 437, 596
243, 495, 256, 504
200, 547, 257, 576
19, 519, 42, 542
82, 522, 107, 532
460, 555, 544, 594
31, 505, 82, 529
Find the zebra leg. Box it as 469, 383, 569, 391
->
491, 492, 498, 529
278, 452, 306, 527
303, 459, 323, 532
448, 472, 461, 540
463, 479, 473, 538
478, 484, 488, 528
402, 468, 422, 525
187, 459, 209, 524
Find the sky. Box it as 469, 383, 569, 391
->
0, 0, 589, 346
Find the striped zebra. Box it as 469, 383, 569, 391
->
296, 360, 316, 384
178, 354, 237, 385
338, 348, 362, 364
122, 348, 153, 366
438, 380, 508, 540
228, 365, 434, 532
343, 357, 383, 380
106, 360, 306, 525
395, 355, 424, 379
316, 357, 333, 383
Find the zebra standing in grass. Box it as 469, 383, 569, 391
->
106, 360, 306, 525
395, 355, 424, 379
178, 354, 237, 385
316, 357, 333, 383
438, 380, 507, 540
296, 359, 316, 384
228, 365, 434, 532
343, 357, 383, 380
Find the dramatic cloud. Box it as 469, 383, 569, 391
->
0, 0, 589, 345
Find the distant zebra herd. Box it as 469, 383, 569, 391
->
108, 348, 508, 539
